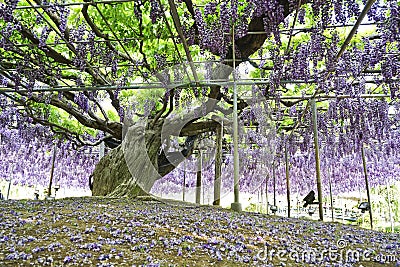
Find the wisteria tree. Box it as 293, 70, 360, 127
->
0, 0, 399, 198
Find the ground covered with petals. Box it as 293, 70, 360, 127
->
0, 197, 399, 266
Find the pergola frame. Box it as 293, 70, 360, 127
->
1, 0, 398, 223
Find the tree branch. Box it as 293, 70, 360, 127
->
162, 91, 174, 118
81, 4, 132, 61
152, 89, 174, 126
18, 24, 72, 65
179, 120, 220, 136
21, 91, 122, 139
224, 0, 309, 65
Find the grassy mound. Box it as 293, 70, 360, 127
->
0, 197, 399, 266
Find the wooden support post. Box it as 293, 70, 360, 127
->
296, 190, 300, 218
328, 168, 335, 222
265, 173, 269, 215
182, 161, 186, 202
6, 164, 15, 200
273, 162, 276, 206
214, 122, 223, 206
386, 179, 394, 233
285, 146, 290, 218
196, 151, 202, 204
48, 145, 57, 197
311, 98, 324, 221
342, 205, 345, 224
6, 179, 11, 200
361, 144, 373, 229
6, 181, 11, 200
230, 23, 242, 212
203, 174, 205, 204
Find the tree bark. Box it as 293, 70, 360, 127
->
213, 123, 222, 205
92, 119, 205, 197
92, 145, 148, 197
92, 120, 163, 197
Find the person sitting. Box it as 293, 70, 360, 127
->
303, 190, 318, 207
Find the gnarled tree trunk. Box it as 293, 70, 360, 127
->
92, 120, 164, 197
91, 118, 205, 197
91, 145, 148, 197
